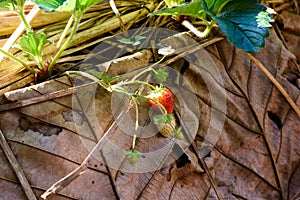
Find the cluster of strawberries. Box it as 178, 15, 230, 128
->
147, 86, 176, 137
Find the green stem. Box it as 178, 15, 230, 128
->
36, 55, 44, 70
65, 70, 169, 115
0, 49, 35, 73
131, 56, 166, 81
181, 20, 216, 38
133, 93, 168, 115
56, 15, 75, 49
115, 80, 156, 90
64, 71, 110, 90
48, 12, 83, 75
17, 8, 31, 32
132, 134, 137, 150
132, 97, 139, 150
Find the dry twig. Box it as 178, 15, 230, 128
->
246, 52, 300, 118
0, 82, 97, 112
0, 130, 37, 200
41, 110, 123, 199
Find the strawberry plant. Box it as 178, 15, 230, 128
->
0, 0, 102, 79
66, 46, 183, 164
0, 0, 30, 31
150, 0, 275, 53
149, 0, 300, 116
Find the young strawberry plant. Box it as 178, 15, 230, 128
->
0, 0, 102, 79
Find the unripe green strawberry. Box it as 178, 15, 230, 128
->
153, 114, 176, 137
148, 86, 174, 114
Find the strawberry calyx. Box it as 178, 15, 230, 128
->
125, 149, 141, 165
153, 114, 174, 125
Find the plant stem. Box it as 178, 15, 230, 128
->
132, 97, 139, 150
246, 52, 300, 117
17, 8, 32, 32
0, 49, 35, 74
182, 20, 216, 38
116, 80, 156, 90
64, 71, 110, 90
65, 69, 169, 115
36, 54, 44, 70
131, 56, 166, 81
48, 12, 83, 74
56, 15, 75, 49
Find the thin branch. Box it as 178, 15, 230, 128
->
109, 0, 125, 31
175, 109, 225, 200
40, 109, 124, 199
0, 130, 37, 200
163, 37, 224, 66
196, 152, 224, 200
246, 52, 300, 118
0, 82, 97, 112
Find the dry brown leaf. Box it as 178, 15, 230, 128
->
278, 10, 300, 64
0, 28, 299, 200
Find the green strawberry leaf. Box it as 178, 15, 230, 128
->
153, 68, 169, 83
203, 0, 269, 52
118, 38, 133, 44
13, 31, 52, 60
87, 70, 119, 84
153, 114, 174, 124
0, 0, 26, 11
164, 0, 185, 7
87, 70, 105, 79
125, 149, 141, 165
118, 35, 146, 46
204, 0, 232, 15
149, 0, 206, 20
100, 74, 119, 84
173, 127, 184, 139
31, 0, 70, 12
132, 41, 141, 46
32, 0, 101, 12
134, 35, 146, 42
76, 0, 100, 12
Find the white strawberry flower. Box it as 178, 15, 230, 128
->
158, 46, 175, 56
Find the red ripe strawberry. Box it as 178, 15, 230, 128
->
148, 86, 174, 114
